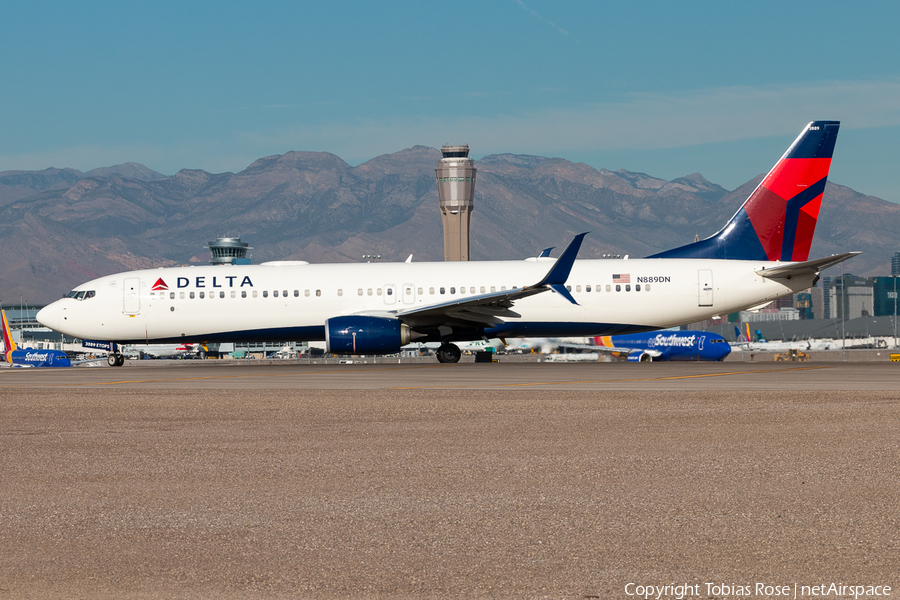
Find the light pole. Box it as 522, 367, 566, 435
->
893, 275, 898, 349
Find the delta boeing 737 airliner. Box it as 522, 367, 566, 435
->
37, 121, 858, 365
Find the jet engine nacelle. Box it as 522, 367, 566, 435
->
325, 316, 415, 355
626, 350, 653, 362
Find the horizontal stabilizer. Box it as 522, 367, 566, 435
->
756, 252, 861, 280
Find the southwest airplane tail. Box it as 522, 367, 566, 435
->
649, 121, 839, 261
2, 309, 71, 367
36, 120, 859, 365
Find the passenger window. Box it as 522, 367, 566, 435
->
231, 291, 236, 298
358, 289, 363, 296
283, 290, 288, 297
417, 287, 423, 295
490, 286, 496, 293
625, 284, 631, 292
199, 291, 205, 299
429, 287, 435, 294
635, 284, 641, 292
338, 289, 343, 296
615, 285, 621, 292
646, 284, 651, 292
450, 287, 456, 294
263, 291, 268, 298
440, 287, 445, 295
376, 289, 382, 296
273, 290, 279, 298
586, 285, 591, 292
219, 291, 225, 298
190, 292, 195, 299
252, 291, 258, 298
179, 292, 185, 299
566, 285, 572, 292
367, 289, 373, 296
606, 285, 612, 292
170, 292, 175, 299
241, 291, 247, 298
316, 289, 321, 297
576, 285, 582, 292
387, 288, 393, 296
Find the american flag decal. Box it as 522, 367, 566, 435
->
612, 273, 631, 283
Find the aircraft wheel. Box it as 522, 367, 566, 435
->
108, 354, 118, 367
115, 354, 126, 367
436, 343, 461, 364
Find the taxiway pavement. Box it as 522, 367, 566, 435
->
1, 360, 898, 598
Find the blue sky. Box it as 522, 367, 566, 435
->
2, 1, 899, 201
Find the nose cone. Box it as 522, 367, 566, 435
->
36, 302, 59, 331
718, 343, 732, 361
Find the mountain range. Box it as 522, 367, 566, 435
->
2, 147, 898, 306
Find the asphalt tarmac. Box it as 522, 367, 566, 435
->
2, 360, 898, 599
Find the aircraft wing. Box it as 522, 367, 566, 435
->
590, 344, 663, 358
359, 233, 587, 329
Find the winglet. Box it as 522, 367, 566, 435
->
538, 247, 555, 258
536, 232, 588, 287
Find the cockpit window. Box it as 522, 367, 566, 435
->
64, 290, 96, 300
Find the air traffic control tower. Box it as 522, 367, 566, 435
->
436, 144, 476, 261
207, 236, 251, 265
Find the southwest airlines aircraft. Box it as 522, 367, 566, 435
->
591, 331, 731, 362
37, 121, 857, 366
2, 309, 71, 367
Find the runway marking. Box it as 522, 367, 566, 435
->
0, 364, 445, 388
391, 365, 831, 389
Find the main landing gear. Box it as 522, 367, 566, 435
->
107, 353, 125, 367
436, 343, 461, 364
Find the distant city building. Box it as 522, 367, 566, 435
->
435, 145, 476, 261
872, 276, 899, 317
892, 251, 900, 277
739, 308, 800, 322
795, 292, 813, 320
827, 275, 874, 320
822, 276, 834, 319
773, 295, 794, 310
808, 285, 824, 320
207, 236, 251, 265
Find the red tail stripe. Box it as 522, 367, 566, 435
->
761, 158, 832, 202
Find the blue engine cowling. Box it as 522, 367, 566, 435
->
325, 316, 413, 355
626, 350, 653, 362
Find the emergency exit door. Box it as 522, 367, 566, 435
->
698, 270, 713, 307
124, 277, 141, 314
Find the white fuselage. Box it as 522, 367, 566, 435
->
37, 256, 813, 345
